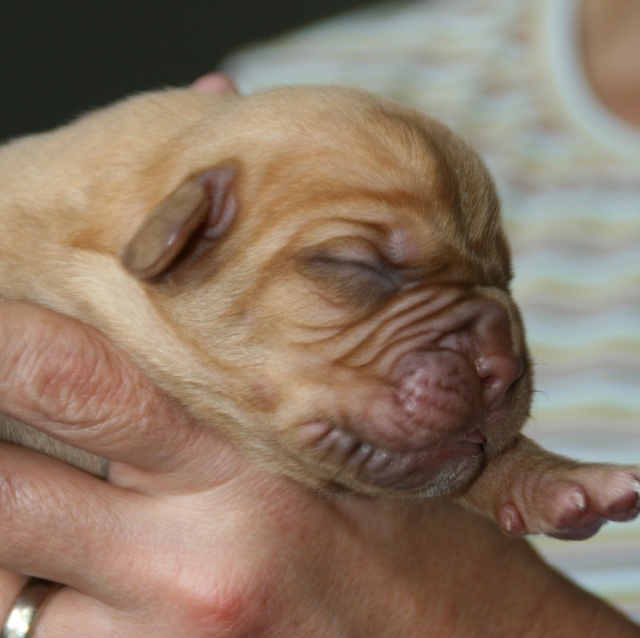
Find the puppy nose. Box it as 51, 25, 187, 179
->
476, 354, 526, 411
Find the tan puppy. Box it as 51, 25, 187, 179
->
0, 84, 638, 540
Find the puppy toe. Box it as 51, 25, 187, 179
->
548, 517, 605, 541
551, 485, 597, 529
499, 467, 640, 540
498, 504, 528, 536
579, 470, 640, 521
537, 469, 639, 539
602, 476, 640, 521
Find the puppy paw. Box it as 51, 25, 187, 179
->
497, 465, 640, 540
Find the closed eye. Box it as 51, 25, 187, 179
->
299, 252, 401, 307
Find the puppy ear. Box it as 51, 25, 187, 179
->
121, 168, 236, 279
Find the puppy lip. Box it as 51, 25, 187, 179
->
440, 434, 485, 459
457, 429, 486, 445
356, 440, 484, 492
296, 421, 484, 492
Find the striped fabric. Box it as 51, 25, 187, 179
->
222, 0, 640, 621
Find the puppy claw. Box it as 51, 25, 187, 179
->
499, 504, 527, 537
568, 488, 587, 512
524, 469, 639, 539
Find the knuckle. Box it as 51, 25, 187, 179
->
31, 337, 107, 422
0, 318, 108, 427
0, 467, 46, 523
0, 471, 23, 516
0, 470, 42, 554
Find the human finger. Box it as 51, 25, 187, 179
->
190, 71, 238, 93
0, 441, 149, 594
0, 300, 240, 490
0, 440, 284, 638
0, 570, 28, 632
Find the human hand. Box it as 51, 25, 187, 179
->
2, 300, 639, 637
0, 298, 465, 637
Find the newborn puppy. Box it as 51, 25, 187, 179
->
0, 83, 637, 539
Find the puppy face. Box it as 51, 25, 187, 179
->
17, 86, 525, 494
109, 87, 532, 497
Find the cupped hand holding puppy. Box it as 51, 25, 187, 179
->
1, 300, 639, 637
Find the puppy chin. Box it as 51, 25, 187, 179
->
354, 452, 484, 498
291, 422, 486, 497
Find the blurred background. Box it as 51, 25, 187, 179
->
2, 0, 639, 625
0, 0, 372, 140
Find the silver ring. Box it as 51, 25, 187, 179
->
1, 578, 60, 638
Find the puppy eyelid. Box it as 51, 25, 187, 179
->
307, 250, 387, 275
314, 253, 377, 270
307, 252, 402, 289
339, 258, 389, 279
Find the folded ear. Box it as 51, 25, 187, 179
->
121, 168, 236, 279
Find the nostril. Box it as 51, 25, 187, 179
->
477, 355, 526, 411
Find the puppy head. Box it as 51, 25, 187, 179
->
117, 86, 532, 497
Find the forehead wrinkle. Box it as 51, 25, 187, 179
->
405, 124, 508, 283
240, 98, 505, 282
373, 106, 502, 240
244, 150, 425, 249
340, 107, 490, 268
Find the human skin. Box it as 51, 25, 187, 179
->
580, 0, 640, 126
0, 299, 638, 637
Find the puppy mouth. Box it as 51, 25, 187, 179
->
288, 348, 504, 494
296, 421, 486, 494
